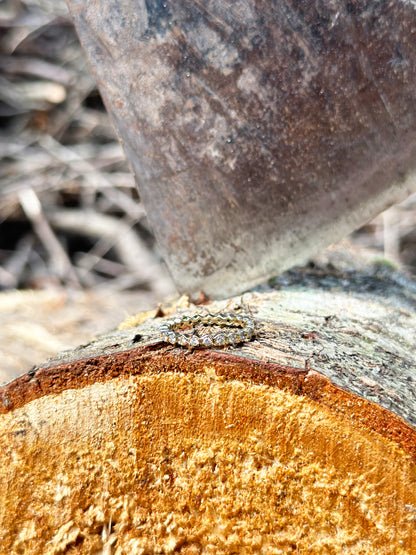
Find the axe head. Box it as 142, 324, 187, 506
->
67, 0, 416, 297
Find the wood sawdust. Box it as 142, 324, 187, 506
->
0, 288, 171, 385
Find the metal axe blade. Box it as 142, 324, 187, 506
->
66, 0, 416, 297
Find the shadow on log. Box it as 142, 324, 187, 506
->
1, 261, 416, 553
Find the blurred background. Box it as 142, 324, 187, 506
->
1, 0, 415, 381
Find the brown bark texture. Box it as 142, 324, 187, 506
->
0, 262, 415, 553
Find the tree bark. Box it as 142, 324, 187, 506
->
1, 262, 415, 553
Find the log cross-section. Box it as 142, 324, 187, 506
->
1, 268, 416, 553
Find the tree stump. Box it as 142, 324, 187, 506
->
1, 261, 415, 553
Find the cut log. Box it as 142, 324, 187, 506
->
1, 262, 415, 553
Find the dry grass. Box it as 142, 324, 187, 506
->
0, 0, 174, 296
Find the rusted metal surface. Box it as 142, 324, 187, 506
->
66, 0, 416, 297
